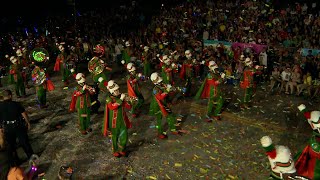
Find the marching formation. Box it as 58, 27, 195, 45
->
2, 40, 319, 179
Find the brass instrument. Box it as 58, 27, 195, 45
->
79, 83, 96, 94
32, 66, 46, 86
29, 48, 49, 63
88, 57, 105, 75
123, 93, 138, 103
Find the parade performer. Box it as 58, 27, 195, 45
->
159, 55, 177, 85
88, 44, 112, 92
30, 48, 54, 108
149, 72, 180, 139
31, 66, 54, 108
54, 44, 71, 89
195, 61, 225, 122
69, 73, 95, 135
16, 48, 30, 88
179, 50, 196, 96
8, 56, 26, 98
141, 46, 152, 78
260, 136, 297, 179
125, 62, 144, 117
295, 104, 320, 179
122, 41, 132, 64
102, 80, 132, 157
240, 58, 263, 109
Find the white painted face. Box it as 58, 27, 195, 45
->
125, 41, 130, 47
308, 111, 320, 131
59, 45, 64, 52
150, 72, 163, 85
10, 56, 17, 64
185, 50, 192, 59
76, 73, 86, 84
16, 49, 22, 57
268, 145, 296, 174
107, 80, 120, 96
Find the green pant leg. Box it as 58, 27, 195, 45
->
118, 127, 128, 152
247, 87, 253, 103
84, 110, 91, 130
37, 87, 46, 105
207, 97, 214, 116
166, 114, 177, 132
243, 88, 249, 104
14, 83, 20, 96
213, 96, 224, 116
156, 112, 164, 134
62, 68, 69, 82
78, 108, 89, 131
19, 81, 26, 96
111, 128, 119, 153
144, 63, 151, 77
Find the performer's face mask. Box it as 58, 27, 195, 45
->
112, 89, 120, 96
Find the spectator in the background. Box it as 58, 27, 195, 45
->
280, 67, 291, 93
269, 66, 281, 93
297, 71, 313, 97
286, 66, 301, 95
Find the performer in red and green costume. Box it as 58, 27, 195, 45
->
16, 48, 30, 88
149, 72, 180, 139
69, 73, 96, 135
122, 41, 132, 64
9, 56, 26, 98
260, 136, 297, 179
195, 61, 225, 122
295, 104, 320, 179
159, 55, 176, 85
54, 44, 70, 89
179, 50, 196, 96
240, 58, 263, 109
102, 80, 132, 157
125, 62, 144, 117
31, 66, 55, 108
88, 44, 112, 92
141, 46, 151, 78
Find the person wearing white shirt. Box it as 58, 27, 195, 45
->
280, 67, 291, 93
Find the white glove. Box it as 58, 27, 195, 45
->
201, 61, 205, 65
298, 104, 306, 111
156, 54, 160, 57
121, 60, 125, 64
255, 65, 261, 69
221, 73, 226, 79
70, 69, 75, 73
5, 55, 9, 58
192, 59, 196, 63
82, 85, 87, 91
120, 93, 126, 101
166, 84, 172, 91
98, 77, 104, 83
138, 73, 142, 77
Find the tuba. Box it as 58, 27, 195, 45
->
29, 48, 49, 63
88, 57, 105, 75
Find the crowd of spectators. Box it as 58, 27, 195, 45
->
0, 0, 319, 89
